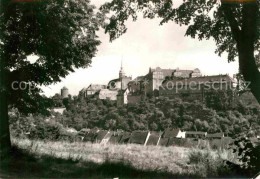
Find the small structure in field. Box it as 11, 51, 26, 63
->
158, 138, 169, 146
108, 131, 124, 144
206, 133, 224, 139
78, 128, 90, 136
118, 132, 131, 144
167, 138, 184, 147
146, 132, 161, 146
185, 131, 207, 139
83, 129, 100, 142
158, 128, 185, 146
95, 130, 112, 144
77, 128, 90, 141
162, 128, 185, 138
129, 131, 150, 146
93, 130, 112, 144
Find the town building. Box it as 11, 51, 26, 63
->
97, 89, 118, 101
82, 84, 107, 97
126, 67, 203, 103
146, 67, 202, 93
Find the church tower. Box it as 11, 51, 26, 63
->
119, 60, 126, 79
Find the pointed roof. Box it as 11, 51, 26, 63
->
129, 131, 150, 145
146, 132, 160, 146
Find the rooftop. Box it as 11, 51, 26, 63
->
162, 74, 234, 86
162, 128, 181, 138
86, 84, 107, 91
206, 133, 224, 138
186, 131, 207, 135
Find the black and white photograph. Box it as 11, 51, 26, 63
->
0, 0, 260, 178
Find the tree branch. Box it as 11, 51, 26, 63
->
221, 3, 241, 42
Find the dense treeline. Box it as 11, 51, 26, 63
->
52, 93, 260, 138
9, 92, 260, 140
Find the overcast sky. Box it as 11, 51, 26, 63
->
41, 1, 238, 97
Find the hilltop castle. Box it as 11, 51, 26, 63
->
79, 62, 235, 106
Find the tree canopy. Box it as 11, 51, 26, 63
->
41, 95, 260, 137
1, 0, 103, 113
0, 0, 104, 152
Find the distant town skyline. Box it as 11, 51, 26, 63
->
41, 1, 239, 97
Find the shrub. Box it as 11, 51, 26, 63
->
29, 120, 63, 141
10, 115, 78, 142
228, 136, 260, 176
188, 148, 231, 177
9, 116, 35, 138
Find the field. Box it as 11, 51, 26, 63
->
0, 138, 241, 178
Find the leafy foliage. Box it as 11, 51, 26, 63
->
100, 0, 259, 63
48, 95, 260, 137
0, 0, 103, 115
188, 149, 231, 177
10, 114, 78, 142
228, 131, 260, 176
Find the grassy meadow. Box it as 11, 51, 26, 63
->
0, 138, 242, 178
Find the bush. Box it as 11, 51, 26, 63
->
228, 136, 260, 176
9, 116, 35, 138
29, 120, 63, 141
188, 149, 231, 177
10, 115, 78, 142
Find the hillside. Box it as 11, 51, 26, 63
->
48, 94, 260, 137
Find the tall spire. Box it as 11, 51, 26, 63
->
119, 56, 125, 79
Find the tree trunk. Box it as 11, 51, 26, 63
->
238, 41, 260, 104
238, 2, 260, 104
0, 90, 11, 154
0, 0, 12, 155
222, 1, 260, 104
0, 58, 11, 155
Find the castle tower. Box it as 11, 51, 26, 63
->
61, 86, 69, 98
